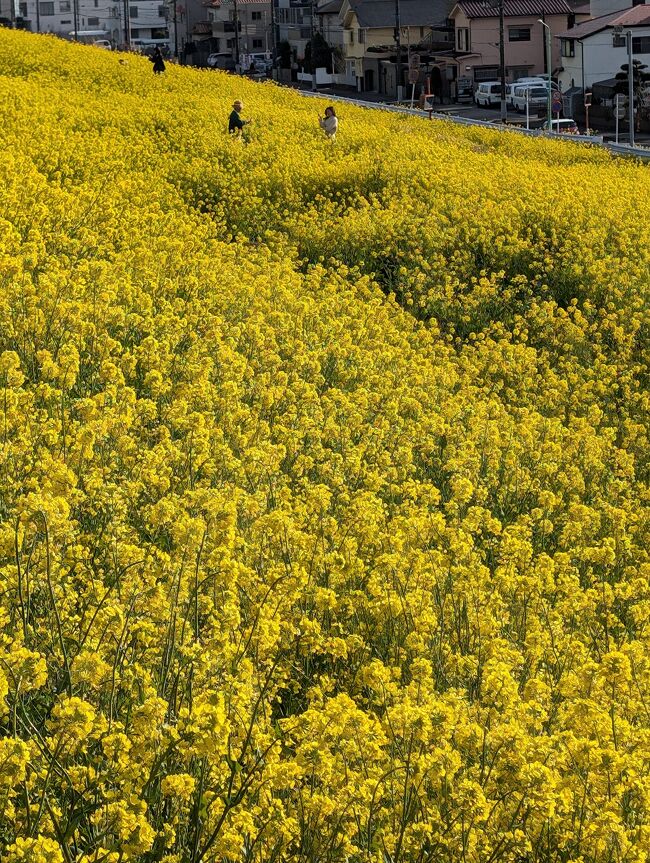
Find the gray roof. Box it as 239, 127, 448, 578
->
556, 4, 650, 38
347, 0, 454, 28
317, 0, 342, 14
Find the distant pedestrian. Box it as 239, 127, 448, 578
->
229, 100, 250, 135
150, 47, 166, 74
319, 105, 338, 141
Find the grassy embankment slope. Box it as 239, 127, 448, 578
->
0, 28, 649, 863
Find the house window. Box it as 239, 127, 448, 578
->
19, 1, 27, 13
60, 18, 70, 23
632, 36, 650, 53
88, 16, 99, 25
508, 27, 530, 41
251, 10, 261, 20
129, 5, 138, 17
39, 2, 55, 14
358, 28, 364, 43
252, 38, 262, 48
349, 29, 354, 43
457, 27, 469, 51
561, 38, 575, 57
158, 4, 166, 16
60, 0, 70, 10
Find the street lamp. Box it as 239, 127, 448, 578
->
538, 19, 552, 130
395, 0, 402, 101
626, 29, 635, 147
310, 0, 317, 91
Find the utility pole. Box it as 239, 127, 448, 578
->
123, 0, 129, 46
36, 0, 41, 32
73, 0, 79, 39
233, 0, 241, 71
498, 0, 506, 121
627, 29, 635, 147
172, 0, 178, 58
539, 19, 552, 130
271, 1, 278, 77
310, 0, 317, 91
394, 0, 402, 100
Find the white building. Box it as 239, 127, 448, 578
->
0, 0, 168, 48
556, 4, 650, 90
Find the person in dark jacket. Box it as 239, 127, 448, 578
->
150, 47, 166, 74
229, 100, 250, 135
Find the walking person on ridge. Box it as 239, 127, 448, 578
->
150, 46, 166, 74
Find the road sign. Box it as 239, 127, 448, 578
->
552, 92, 562, 112
408, 68, 420, 84
409, 53, 420, 70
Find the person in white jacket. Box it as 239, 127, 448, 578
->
319, 106, 338, 141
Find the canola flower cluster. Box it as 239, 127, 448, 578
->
0, 27, 649, 863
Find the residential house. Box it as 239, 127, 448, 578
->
181, 0, 272, 65
0, 0, 121, 40
275, 0, 313, 62
556, 4, 650, 91
128, 0, 169, 47
338, 0, 455, 95
0, 0, 167, 48
448, 0, 574, 84
317, 0, 343, 54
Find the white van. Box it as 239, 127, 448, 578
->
474, 81, 502, 107
511, 85, 551, 113
507, 78, 558, 108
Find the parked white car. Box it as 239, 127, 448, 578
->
542, 118, 579, 134
474, 81, 502, 107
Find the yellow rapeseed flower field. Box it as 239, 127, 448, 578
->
0, 27, 649, 863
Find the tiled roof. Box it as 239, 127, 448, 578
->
456, 0, 571, 17
556, 4, 650, 37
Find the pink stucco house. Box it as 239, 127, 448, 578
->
448, 0, 575, 84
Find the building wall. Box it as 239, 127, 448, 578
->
453, 9, 569, 79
